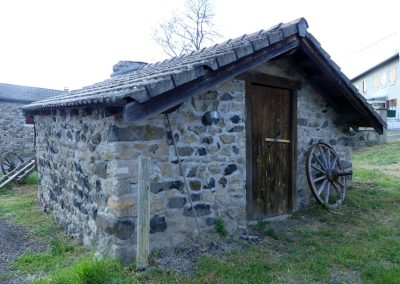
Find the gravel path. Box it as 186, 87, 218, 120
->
0, 217, 44, 284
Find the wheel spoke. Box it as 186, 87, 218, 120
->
317, 146, 328, 168
331, 181, 342, 196
331, 156, 338, 170
313, 150, 326, 170
311, 164, 326, 174
324, 183, 330, 203
317, 179, 328, 195
4, 158, 13, 166
3, 160, 12, 167
313, 175, 326, 183
327, 149, 331, 170
334, 179, 344, 188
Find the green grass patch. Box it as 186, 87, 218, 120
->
32, 258, 129, 284
215, 218, 228, 237
0, 185, 58, 237
353, 142, 400, 167
2, 143, 400, 283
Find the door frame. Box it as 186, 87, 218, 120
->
238, 72, 300, 220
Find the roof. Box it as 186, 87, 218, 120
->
23, 18, 386, 134
351, 53, 399, 81
0, 83, 64, 103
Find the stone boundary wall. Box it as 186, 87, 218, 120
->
351, 109, 387, 147
0, 101, 34, 155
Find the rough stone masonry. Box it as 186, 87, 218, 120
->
34, 59, 352, 264
0, 101, 34, 154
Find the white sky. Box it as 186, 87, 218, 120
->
0, 0, 398, 90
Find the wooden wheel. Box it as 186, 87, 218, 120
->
1, 152, 24, 175
306, 143, 351, 209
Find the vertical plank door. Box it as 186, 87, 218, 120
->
247, 83, 292, 219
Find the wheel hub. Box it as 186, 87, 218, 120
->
326, 169, 334, 182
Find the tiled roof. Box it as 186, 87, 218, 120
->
23, 18, 308, 111
22, 17, 385, 133
0, 83, 64, 103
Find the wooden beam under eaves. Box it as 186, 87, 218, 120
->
123, 35, 301, 123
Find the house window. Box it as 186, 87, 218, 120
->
381, 72, 387, 87
373, 75, 381, 90
362, 79, 367, 93
389, 67, 396, 85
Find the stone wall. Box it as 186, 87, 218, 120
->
351, 109, 387, 147
34, 80, 246, 264
34, 57, 353, 264
0, 101, 34, 155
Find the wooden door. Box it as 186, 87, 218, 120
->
246, 82, 293, 219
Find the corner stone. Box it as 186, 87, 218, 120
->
96, 212, 135, 240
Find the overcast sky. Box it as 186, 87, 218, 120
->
0, 0, 398, 90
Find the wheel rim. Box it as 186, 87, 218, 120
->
306, 143, 346, 208
1, 152, 24, 175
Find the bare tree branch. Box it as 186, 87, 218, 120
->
152, 0, 221, 57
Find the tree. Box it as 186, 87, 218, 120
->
153, 0, 221, 57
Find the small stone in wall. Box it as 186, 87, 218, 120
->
94, 161, 107, 179
220, 134, 236, 144
177, 147, 194, 156
170, 180, 184, 191
96, 213, 135, 240
228, 126, 244, 133
189, 180, 201, 191
91, 132, 102, 145
204, 178, 215, 189
230, 115, 240, 124
150, 215, 167, 233
197, 147, 207, 156
168, 197, 187, 208
298, 118, 307, 126
186, 167, 197, 177
224, 164, 237, 175
188, 125, 206, 135
218, 177, 227, 188
191, 194, 201, 202
183, 204, 211, 217
205, 217, 216, 226
201, 136, 214, 144
150, 180, 184, 194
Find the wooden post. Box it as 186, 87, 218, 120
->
136, 156, 151, 270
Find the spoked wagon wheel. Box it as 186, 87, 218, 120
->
306, 143, 352, 209
1, 152, 24, 175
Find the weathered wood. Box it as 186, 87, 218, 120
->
136, 156, 151, 270
237, 72, 301, 90
247, 82, 293, 219
300, 37, 385, 134
264, 138, 291, 143
123, 35, 301, 123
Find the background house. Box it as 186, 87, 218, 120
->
23, 18, 385, 264
0, 83, 64, 154
352, 53, 400, 129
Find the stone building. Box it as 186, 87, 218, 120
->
0, 83, 64, 154
23, 18, 385, 264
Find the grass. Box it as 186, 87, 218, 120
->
215, 218, 228, 237
1, 142, 400, 283
0, 173, 89, 279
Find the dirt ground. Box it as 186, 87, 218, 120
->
0, 218, 44, 284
